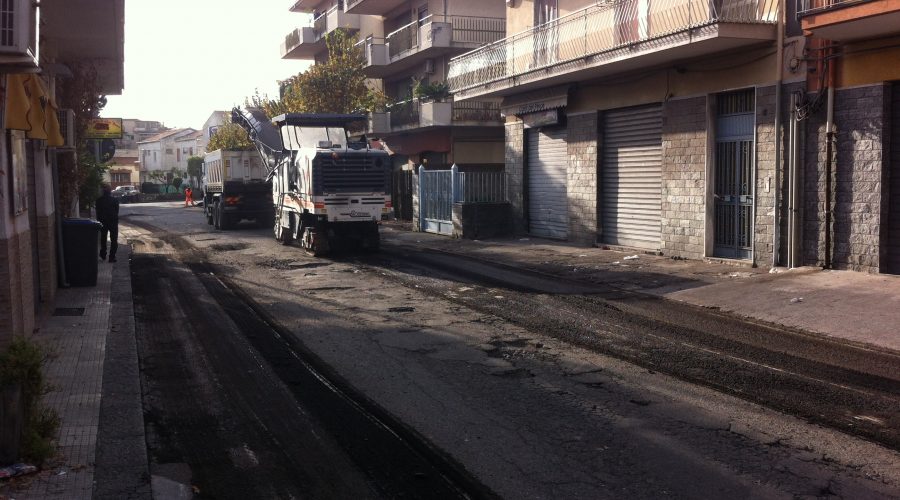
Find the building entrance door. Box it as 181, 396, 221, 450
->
714, 90, 755, 260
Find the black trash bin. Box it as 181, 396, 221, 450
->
62, 218, 103, 287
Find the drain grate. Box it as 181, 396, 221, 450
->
53, 307, 85, 317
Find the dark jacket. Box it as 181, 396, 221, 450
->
95, 193, 120, 227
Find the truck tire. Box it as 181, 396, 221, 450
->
274, 215, 292, 245
219, 203, 234, 230
206, 205, 214, 225
213, 202, 221, 229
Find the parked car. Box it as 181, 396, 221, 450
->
111, 185, 139, 203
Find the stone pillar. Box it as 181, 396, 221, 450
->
566, 112, 598, 246
505, 120, 526, 235
661, 96, 708, 260
754, 85, 778, 267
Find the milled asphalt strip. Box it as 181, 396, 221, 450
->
93, 244, 152, 500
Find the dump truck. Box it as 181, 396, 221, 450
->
201, 149, 274, 230
231, 107, 391, 255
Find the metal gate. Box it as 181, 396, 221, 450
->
527, 127, 568, 239
601, 105, 662, 250
714, 90, 755, 260
419, 168, 454, 235
418, 165, 509, 235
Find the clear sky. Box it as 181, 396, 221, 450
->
102, 1, 310, 130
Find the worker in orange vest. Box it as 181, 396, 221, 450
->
185, 186, 194, 207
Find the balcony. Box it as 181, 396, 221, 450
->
345, 0, 407, 15
368, 99, 502, 135
362, 15, 506, 77
448, 0, 777, 101
797, 0, 900, 41
281, 4, 362, 59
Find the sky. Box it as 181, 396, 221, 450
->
102, 0, 311, 130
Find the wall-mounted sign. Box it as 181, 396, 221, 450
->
85, 118, 123, 139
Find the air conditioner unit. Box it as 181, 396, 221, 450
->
0, 0, 40, 69
57, 109, 76, 149
424, 58, 435, 74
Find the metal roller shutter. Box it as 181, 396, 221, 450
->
527, 127, 568, 239
888, 83, 900, 274
601, 105, 662, 250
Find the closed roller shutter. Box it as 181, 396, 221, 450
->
527, 127, 568, 239
888, 83, 900, 274
601, 105, 662, 250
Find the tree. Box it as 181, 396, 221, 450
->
207, 122, 253, 151
247, 29, 389, 117
187, 156, 204, 188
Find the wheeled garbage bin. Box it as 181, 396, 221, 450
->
62, 218, 103, 287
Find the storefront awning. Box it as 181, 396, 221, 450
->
5, 74, 64, 146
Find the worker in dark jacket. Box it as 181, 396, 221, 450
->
96, 185, 120, 263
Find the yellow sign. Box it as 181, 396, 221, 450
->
85, 118, 123, 139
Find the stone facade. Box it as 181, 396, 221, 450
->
566, 113, 599, 246
661, 96, 708, 260
754, 85, 778, 268
803, 84, 887, 272
505, 121, 527, 234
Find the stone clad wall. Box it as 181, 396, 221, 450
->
754, 85, 778, 268
803, 84, 887, 272
505, 121, 526, 234
661, 96, 708, 260
566, 112, 599, 246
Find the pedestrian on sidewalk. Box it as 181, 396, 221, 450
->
96, 184, 120, 263
185, 186, 194, 207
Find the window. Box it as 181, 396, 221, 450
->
417, 5, 429, 26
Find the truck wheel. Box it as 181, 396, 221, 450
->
274, 217, 292, 245
217, 203, 231, 230
302, 228, 329, 256
213, 202, 221, 229
206, 206, 213, 225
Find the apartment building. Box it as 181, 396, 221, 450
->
797, 0, 900, 273
446, 0, 892, 272
117, 119, 168, 150
282, 1, 508, 166
138, 128, 199, 185
198, 110, 228, 155
106, 149, 140, 190
0, 0, 125, 342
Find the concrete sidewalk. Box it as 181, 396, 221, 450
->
1, 244, 149, 500
381, 224, 900, 354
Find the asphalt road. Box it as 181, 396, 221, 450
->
122, 202, 900, 499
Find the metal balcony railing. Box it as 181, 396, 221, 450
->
387, 15, 506, 59
796, 0, 876, 16
452, 100, 502, 123
448, 0, 777, 92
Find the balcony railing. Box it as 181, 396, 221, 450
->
448, 0, 777, 92
796, 0, 875, 16
389, 100, 421, 128
387, 15, 506, 59
452, 100, 502, 123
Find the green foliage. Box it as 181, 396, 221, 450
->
77, 150, 109, 209
187, 156, 203, 182
0, 337, 59, 464
207, 122, 253, 151
172, 177, 183, 190
413, 80, 451, 102
246, 29, 391, 117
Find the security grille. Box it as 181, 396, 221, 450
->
527, 127, 568, 239
714, 89, 755, 259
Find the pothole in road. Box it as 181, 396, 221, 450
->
210, 242, 250, 252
